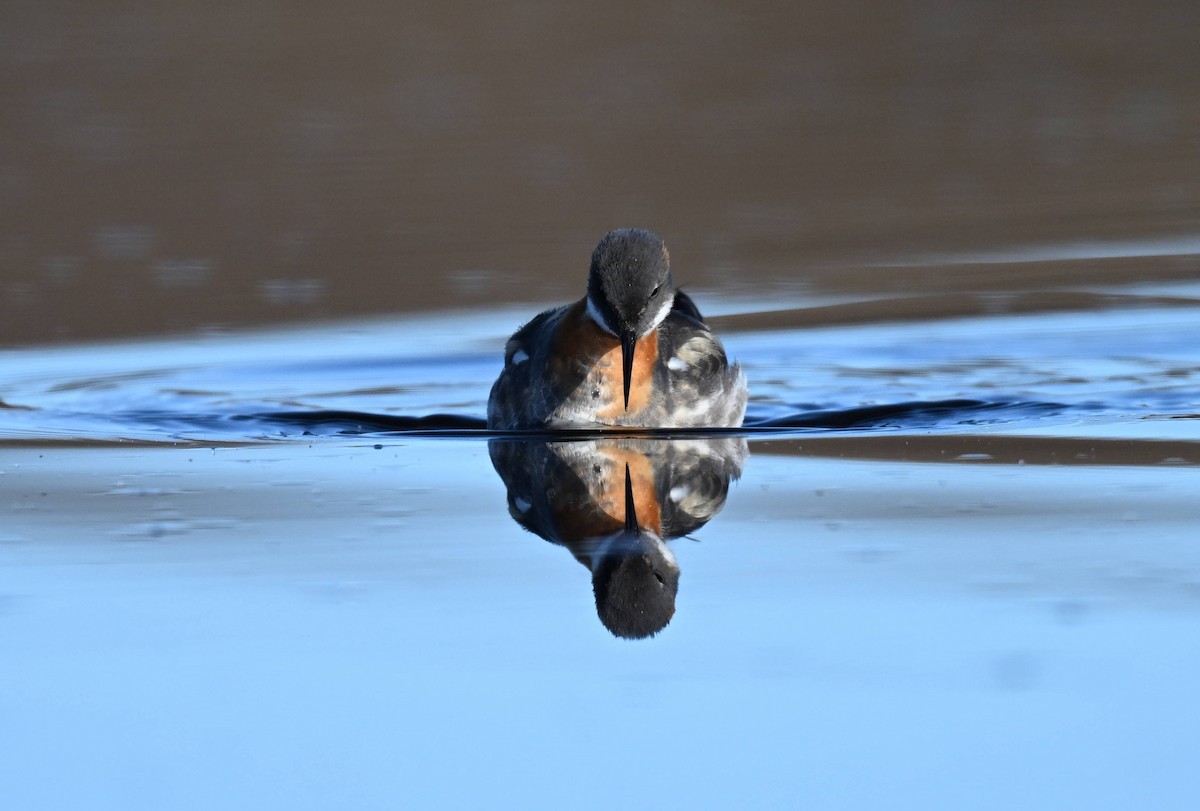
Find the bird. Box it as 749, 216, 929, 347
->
488, 433, 747, 638
486, 228, 748, 429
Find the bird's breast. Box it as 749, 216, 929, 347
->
550, 301, 659, 421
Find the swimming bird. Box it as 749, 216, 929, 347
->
487, 228, 748, 429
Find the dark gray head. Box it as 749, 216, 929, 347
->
590, 465, 680, 639
585, 228, 676, 409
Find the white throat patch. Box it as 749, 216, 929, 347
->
585, 295, 618, 336
648, 296, 674, 331
585, 293, 673, 338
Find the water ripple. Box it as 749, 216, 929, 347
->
2, 296, 1198, 452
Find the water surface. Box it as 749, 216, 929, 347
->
3, 4, 1200, 808
3, 243, 1199, 809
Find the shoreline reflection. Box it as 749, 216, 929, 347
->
489, 436, 747, 639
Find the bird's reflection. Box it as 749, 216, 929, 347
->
489, 436, 747, 639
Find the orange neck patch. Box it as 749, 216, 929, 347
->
552, 300, 659, 419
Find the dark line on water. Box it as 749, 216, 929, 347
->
242, 399, 1073, 440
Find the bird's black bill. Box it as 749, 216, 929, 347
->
624, 464, 639, 534
621, 331, 637, 410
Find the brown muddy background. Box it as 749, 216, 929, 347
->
2, 1, 1198, 345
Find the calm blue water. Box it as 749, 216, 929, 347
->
3, 292, 1199, 442
3, 288, 1200, 810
